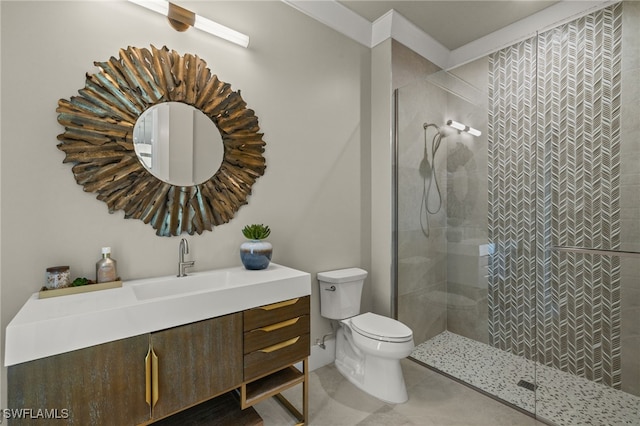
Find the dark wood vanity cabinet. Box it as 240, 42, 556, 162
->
149, 313, 243, 421
243, 296, 310, 381
8, 334, 151, 425
7, 313, 242, 425
7, 300, 309, 425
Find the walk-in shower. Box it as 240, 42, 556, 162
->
393, 2, 639, 424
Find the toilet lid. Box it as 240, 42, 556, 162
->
350, 312, 413, 343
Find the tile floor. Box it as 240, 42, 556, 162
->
254, 359, 546, 425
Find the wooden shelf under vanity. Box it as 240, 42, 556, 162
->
242, 365, 305, 406
152, 391, 263, 426
241, 361, 309, 424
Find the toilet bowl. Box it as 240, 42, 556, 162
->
336, 312, 414, 403
318, 268, 415, 404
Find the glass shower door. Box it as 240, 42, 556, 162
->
394, 71, 539, 411
533, 2, 640, 423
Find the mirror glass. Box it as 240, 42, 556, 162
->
133, 102, 224, 186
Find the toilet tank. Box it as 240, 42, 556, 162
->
318, 268, 368, 320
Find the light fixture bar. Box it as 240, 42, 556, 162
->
194, 14, 250, 48
127, 0, 249, 48
128, 0, 168, 16
447, 120, 466, 132
447, 120, 481, 137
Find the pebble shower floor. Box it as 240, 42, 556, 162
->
411, 331, 640, 425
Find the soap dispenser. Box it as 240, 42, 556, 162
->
96, 247, 118, 283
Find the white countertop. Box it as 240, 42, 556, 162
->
5, 263, 311, 366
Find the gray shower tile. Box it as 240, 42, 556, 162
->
621, 258, 640, 285
622, 1, 640, 72
398, 287, 447, 344
621, 334, 640, 396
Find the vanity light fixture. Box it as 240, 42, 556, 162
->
447, 120, 482, 137
127, 0, 250, 48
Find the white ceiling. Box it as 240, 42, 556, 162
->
284, 1, 614, 68
338, 1, 559, 50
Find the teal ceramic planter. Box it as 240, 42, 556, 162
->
240, 240, 273, 270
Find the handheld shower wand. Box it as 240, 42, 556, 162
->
419, 125, 432, 179
420, 123, 444, 237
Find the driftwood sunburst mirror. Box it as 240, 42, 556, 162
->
56, 45, 266, 236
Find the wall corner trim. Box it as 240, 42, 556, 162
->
282, 0, 372, 47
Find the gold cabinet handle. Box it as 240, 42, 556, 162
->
259, 336, 300, 353
259, 298, 299, 311
145, 347, 152, 407
255, 317, 300, 332
152, 348, 159, 408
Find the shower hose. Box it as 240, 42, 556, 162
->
420, 123, 443, 237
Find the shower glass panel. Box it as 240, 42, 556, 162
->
395, 2, 639, 423
395, 71, 535, 407
531, 3, 639, 423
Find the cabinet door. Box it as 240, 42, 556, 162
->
150, 312, 243, 420
8, 334, 150, 426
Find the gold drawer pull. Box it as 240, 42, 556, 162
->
259, 298, 299, 311
145, 347, 152, 407
145, 346, 159, 408
259, 336, 300, 353
151, 348, 159, 408
256, 317, 300, 332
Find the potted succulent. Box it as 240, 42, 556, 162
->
240, 224, 273, 270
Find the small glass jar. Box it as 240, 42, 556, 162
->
46, 266, 70, 289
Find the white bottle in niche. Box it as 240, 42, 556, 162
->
96, 247, 118, 283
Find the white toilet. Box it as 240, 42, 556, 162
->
318, 268, 414, 404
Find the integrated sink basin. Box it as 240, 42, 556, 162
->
129, 264, 307, 302
5, 263, 311, 366
132, 270, 236, 300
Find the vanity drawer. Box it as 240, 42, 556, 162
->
244, 314, 310, 354
243, 296, 310, 331
244, 333, 310, 381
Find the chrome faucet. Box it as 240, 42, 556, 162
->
178, 238, 195, 277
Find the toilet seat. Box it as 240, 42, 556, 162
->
350, 312, 413, 343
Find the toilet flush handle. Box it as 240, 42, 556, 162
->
325, 285, 336, 291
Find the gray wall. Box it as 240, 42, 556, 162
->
0, 0, 371, 404
392, 42, 446, 345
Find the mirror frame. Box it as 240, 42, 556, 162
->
56, 45, 266, 236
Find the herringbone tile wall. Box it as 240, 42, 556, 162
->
487, 35, 538, 361
488, 3, 623, 389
